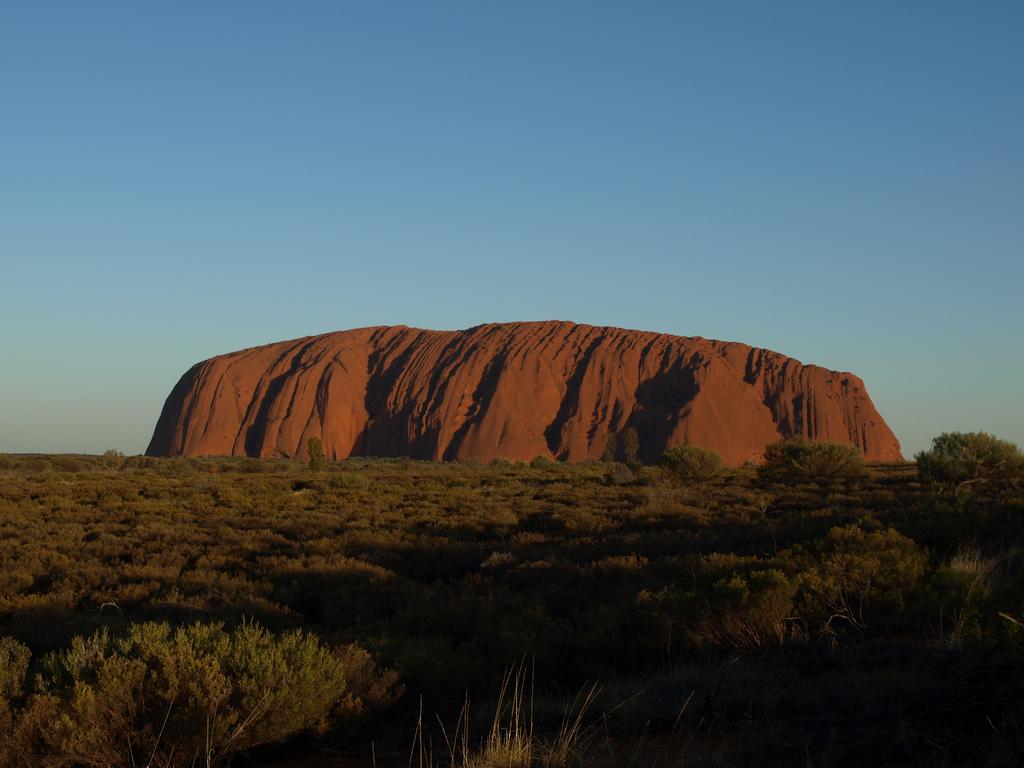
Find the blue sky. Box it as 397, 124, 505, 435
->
1, 1, 1021, 457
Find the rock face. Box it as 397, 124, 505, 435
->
147, 322, 902, 465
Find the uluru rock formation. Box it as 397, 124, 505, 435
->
147, 322, 902, 466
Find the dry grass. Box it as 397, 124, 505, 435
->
947, 544, 999, 578
407, 666, 600, 768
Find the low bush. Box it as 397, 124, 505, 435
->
6, 621, 350, 768
761, 438, 866, 482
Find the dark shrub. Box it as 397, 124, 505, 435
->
916, 432, 1023, 486
637, 568, 796, 651
704, 569, 797, 648
661, 444, 723, 482
0, 637, 31, 762
333, 643, 404, 722
792, 526, 926, 634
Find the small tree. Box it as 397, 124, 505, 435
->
99, 449, 125, 470
601, 432, 617, 463
661, 444, 723, 482
307, 437, 326, 471
916, 432, 1023, 487
621, 427, 641, 470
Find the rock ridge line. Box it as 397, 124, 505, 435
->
147, 321, 902, 465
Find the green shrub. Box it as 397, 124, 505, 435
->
762, 437, 865, 482
916, 432, 1023, 486
330, 472, 371, 491
661, 444, 723, 482
12, 621, 349, 768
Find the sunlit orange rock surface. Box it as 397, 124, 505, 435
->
147, 322, 902, 465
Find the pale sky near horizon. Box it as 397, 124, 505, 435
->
1, 1, 1022, 458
